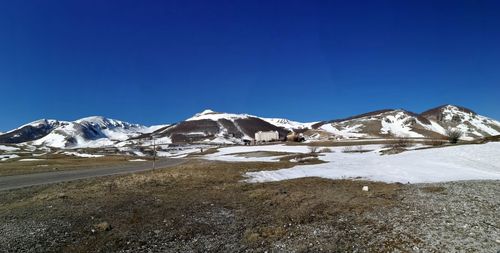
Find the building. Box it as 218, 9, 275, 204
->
255, 131, 279, 142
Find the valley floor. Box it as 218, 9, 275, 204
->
0, 159, 499, 252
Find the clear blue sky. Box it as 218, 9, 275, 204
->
1, 1, 499, 131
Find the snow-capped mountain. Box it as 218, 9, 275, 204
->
261, 118, 317, 131
0, 116, 155, 148
311, 109, 445, 139
310, 105, 500, 140
420, 105, 500, 139
0, 119, 62, 144
153, 109, 292, 144
1, 105, 499, 149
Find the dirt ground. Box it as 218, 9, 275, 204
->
0, 154, 148, 177
0, 159, 498, 252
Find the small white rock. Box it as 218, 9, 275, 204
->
362, 186, 369, 192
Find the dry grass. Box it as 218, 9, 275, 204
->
423, 139, 446, 146
342, 145, 373, 153
186, 147, 219, 157
230, 151, 290, 158
0, 154, 146, 176
0, 159, 405, 252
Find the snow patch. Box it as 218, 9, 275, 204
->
204, 144, 310, 162
261, 118, 316, 130
0, 154, 19, 161
380, 112, 423, 138
186, 110, 250, 122
63, 152, 104, 158
245, 143, 500, 184
0, 145, 19, 151
320, 124, 367, 138
19, 158, 45, 161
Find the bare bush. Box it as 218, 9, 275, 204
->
424, 139, 445, 147
445, 129, 463, 144
308, 146, 318, 154
394, 137, 412, 149
382, 137, 413, 155
342, 146, 353, 153
319, 147, 333, 153
343, 145, 372, 153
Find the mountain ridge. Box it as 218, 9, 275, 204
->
1, 104, 499, 148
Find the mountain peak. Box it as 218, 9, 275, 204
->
199, 109, 217, 115
442, 104, 476, 114
76, 115, 107, 122
421, 104, 476, 117
186, 109, 249, 121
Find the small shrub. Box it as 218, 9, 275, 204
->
381, 138, 412, 155
342, 146, 353, 153
308, 146, 318, 154
424, 139, 445, 147
319, 147, 333, 153
446, 129, 463, 144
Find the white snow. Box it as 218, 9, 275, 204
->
129, 159, 147, 162
440, 105, 500, 139
186, 110, 317, 134
19, 158, 45, 161
380, 112, 424, 138
186, 109, 250, 121
261, 118, 316, 130
0, 154, 19, 161
205, 136, 238, 144
134, 136, 172, 146
156, 148, 200, 158
244, 143, 500, 184
205, 144, 310, 162
0, 145, 19, 151
17, 116, 152, 148
33, 133, 67, 148
145, 124, 170, 133
63, 152, 104, 158
7, 119, 60, 134
320, 124, 367, 138
423, 120, 447, 135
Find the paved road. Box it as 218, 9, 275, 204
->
0, 158, 185, 191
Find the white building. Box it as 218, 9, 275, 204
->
255, 131, 279, 142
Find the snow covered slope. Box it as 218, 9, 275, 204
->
420, 105, 500, 140
312, 109, 444, 139
239, 143, 500, 183
261, 118, 316, 131
187, 110, 314, 131
1, 105, 498, 148
186, 109, 249, 121
154, 109, 290, 144
0, 119, 62, 144
310, 105, 499, 140
0, 116, 154, 148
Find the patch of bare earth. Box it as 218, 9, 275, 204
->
0, 160, 498, 252
0, 154, 148, 176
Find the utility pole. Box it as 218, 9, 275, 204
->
152, 135, 156, 170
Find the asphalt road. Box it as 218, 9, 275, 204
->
0, 158, 185, 191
